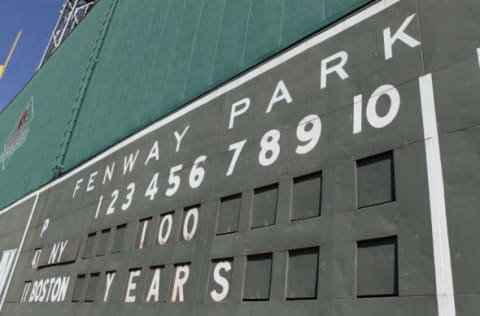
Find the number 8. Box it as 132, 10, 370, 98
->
259, 129, 281, 166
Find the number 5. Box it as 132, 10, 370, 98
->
166, 164, 182, 197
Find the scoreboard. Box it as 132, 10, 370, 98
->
0, 0, 479, 315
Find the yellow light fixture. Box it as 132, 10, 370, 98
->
0, 30, 23, 80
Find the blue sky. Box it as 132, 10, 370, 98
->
0, 0, 64, 111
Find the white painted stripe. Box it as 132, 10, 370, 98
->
0, 193, 39, 311
419, 74, 456, 316
477, 48, 480, 68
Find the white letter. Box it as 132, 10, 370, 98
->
171, 265, 190, 302
145, 141, 160, 165
45, 278, 55, 302
48, 244, 60, 265
123, 150, 139, 175
58, 277, 69, 302
383, 14, 421, 60
266, 80, 292, 113
72, 178, 84, 198
33, 280, 43, 302
183, 208, 199, 241
320, 51, 349, 89
229, 98, 250, 130
103, 272, 116, 302
86, 171, 98, 192
125, 270, 141, 303
174, 126, 190, 153
38, 279, 47, 302
58, 240, 68, 262
51, 278, 61, 302
40, 218, 49, 238
103, 162, 115, 184
146, 268, 161, 302
210, 261, 232, 302
28, 281, 38, 302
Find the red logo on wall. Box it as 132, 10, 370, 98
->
0, 97, 34, 170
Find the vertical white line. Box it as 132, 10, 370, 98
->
476, 48, 480, 68
0, 193, 39, 311
419, 74, 456, 316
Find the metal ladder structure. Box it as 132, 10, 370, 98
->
38, 0, 97, 68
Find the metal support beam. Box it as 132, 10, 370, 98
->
38, 0, 97, 69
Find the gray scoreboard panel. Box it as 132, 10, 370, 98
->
1, 0, 480, 315
0, 196, 37, 311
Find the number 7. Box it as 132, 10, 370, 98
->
226, 139, 247, 176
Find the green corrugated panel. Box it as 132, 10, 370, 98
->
210, 0, 251, 86
62, 0, 372, 173
184, 0, 226, 98
281, 0, 325, 46
326, 0, 370, 21
0, 0, 372, 208
243, 0, 282, 67
162, 0, 205, 106
0, 0, 110, 208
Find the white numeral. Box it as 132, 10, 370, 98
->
353, 84, 400, 134
121, 182, 135, 210
226, 139, 246, 176
158, 214, 173, 245
166, 165, 183, 197
95, 195, 103, 219
106, 190, 119, 215
189, 155, 207, 189
259, 129, 281, 166
145, 172, 159, 201
296, 114, 321, 154
183, 208, 199, 241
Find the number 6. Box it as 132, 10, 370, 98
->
189, 155, 207, 189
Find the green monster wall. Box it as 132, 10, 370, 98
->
0, 0, 372, 209
0, 0, 480, 315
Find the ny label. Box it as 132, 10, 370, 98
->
48, 240, 68, 265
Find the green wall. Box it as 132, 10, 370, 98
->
0, 0, 372, 208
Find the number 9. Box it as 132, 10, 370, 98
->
296, 114, 321, 155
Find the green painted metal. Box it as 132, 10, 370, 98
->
53, 0, 119, 177
0, 0, 372, 209
62, 0, 373, 171
0, 0, 110, 209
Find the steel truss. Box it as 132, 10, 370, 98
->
38, 0, 97, 68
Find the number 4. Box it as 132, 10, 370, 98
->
145, 172, 159, 200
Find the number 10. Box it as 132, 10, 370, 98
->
353, 84, 401, 134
